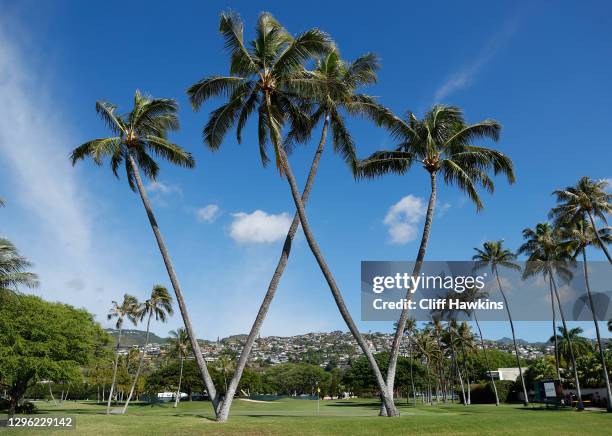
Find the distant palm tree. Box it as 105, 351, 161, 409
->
549, 326, 592, 367
70, 91, 219, 413
192, 36, 386, 416
519, 223, 584, 409
459, 285, 500, 405
442, 319, 467, 405
559, 218, 612, 411
106, 294, 138, 415
457, 322, 476, 405
168, 328, 191, 408
550, 177, 612, 263
608, 319, 612, 332
355, 105, 515, 408
122, 285, 173, 413
0, 238, 39, 292
473, 240, 528, 405
187, 11, 395, 418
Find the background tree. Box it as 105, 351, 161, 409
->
105, 294, 138, 414
70, 91, 220, 413
0, 291, 108, 417
0, 238, 39, 292
473, 240, 528, 405
168, 328, 191, 407
122, 285, 173, 413
550, 177, 611, 263
188, 11, 396, 418
356, 105, 514, 412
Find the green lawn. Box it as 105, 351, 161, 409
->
3, 399, 611, 435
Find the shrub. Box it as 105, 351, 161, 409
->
469, 380, 517, 403
16, 401, 38, 414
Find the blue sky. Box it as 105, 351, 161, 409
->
0, 0, 610, 341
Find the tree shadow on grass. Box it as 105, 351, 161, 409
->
324, 402, 382, 409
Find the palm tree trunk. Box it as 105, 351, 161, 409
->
174, 357, 184, 408
550, 275, 584, 410
106, 326, 122, 414
274, 137, 396, 416
48, 383, 57, 407
408, 336, 416, 406
581, 248, 612, 412
127, 152, 219, 416
495, 269, 529, 405
548, 276, 562, 380
448, 326, 466, 405
474, 313, 499, 405
122, 313, 152, 413
383, 171, 438, 415
587, 211, 612, 263
459, 342, 471, 405
215, 117, 329, 422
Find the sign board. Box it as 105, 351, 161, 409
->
544, 382, 556, 398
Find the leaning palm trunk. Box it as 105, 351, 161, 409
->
174, 357, 184, 408
215, 118, 329, 422
581, 249, 612, 412
106, 326, 122, 414
122, 313, 151, 413
459, 342, 471, 405
587, 212, 612, 263
408, 337, 416, 406
275, 139, 396, 416
548, 276, 562, 380
48, 383, 57, 407
382, 172, 437, 415
550, 275, 584, 409
127, 153, 219, 415
474, 313, 499, 405
495, 269, 529, 405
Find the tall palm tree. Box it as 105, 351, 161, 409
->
559, 218, 612, 411
414, 327, 438, 405
459, 285, 500, 405
70, 91, 220, 414
442, 320, 467, 405
550, 177, 612, 263
0, 238, 39, 292
106, 294, 138, 415
190, 28, 386, 417
122, 285, 173, 413
395, 318, 418, 405
355, 105, 515, 409
473, 240, 529, 405
168, 328, 191, 408
187, 11, 396, 418
519, 223, 584, 409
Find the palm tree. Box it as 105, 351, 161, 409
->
473, 240, 529, 405
550, 177, 612, 263
549, 327, 592, 367
442, 320, 467, 405
190, 26, 386, 417
559, 218, 612, 411
106, 294, 138, 414
396, 318, 418, 405
70, 91, 220, 414
355, 105, 515, 409
187, 11, 395, 418
519, 223, 584, 409
0, 238, 39, 292
168, 328, 191, 408
459, 285, 500, 405
122, 285, 173, 413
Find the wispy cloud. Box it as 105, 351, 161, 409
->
196, 204, 221, 223
602, 178, 612, 193
433, 20, 518, 102
229, 210, 292, 244
0, 19, 132, 321
384, 195, 426, 244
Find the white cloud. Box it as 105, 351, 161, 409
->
437, 202, 451, 218
146, 181, 181, 195
384, 195, 426, 244
196, 204, 220, 223
602, 178, 612, 193
230, 210, 292, 243
433, 20, 517, 102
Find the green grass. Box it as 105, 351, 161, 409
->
3, 399, 611, 435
